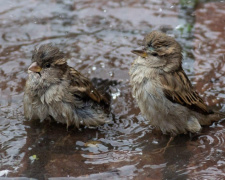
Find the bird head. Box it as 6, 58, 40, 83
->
28, 44, 68, 84
131, 31, 183, 72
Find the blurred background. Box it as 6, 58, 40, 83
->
0, 0, 225, 179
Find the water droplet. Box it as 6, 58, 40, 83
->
100, 62, 105, 68
0, 170, 10, 177
92, 66, 96, 71
109, 71, 114, 77
103, 9, 107, 13
111, 88, 121, 100
152, 140, 159, 144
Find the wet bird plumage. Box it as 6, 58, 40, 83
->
130, 31, 225, 136
24, 44, 109, 128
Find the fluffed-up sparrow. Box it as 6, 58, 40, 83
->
24, 44, 109, 128
129, 31, 225, 136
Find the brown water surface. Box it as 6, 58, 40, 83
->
0, 0, 225, 179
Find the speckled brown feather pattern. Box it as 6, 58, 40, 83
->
130, 31, 225, 136
159, 69, 210, 114
24, 44, 109, 128
68, 67, 107, 104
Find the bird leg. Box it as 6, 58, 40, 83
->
152, 136, 174, 154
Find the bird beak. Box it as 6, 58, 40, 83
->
28, 62, 42, 72
131, 50, 148, 58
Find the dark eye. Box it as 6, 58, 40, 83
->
45, 63, 51, 68
152, 52, 158, 56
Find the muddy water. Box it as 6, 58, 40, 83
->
0, 0, 225, 179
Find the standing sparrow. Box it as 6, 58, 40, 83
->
24, 44, 109, 128
129, 31, 225, 137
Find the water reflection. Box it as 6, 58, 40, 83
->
0, 0, 225, 179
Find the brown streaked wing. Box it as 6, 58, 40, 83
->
159, 69, 211, 114
69, 67, 108, 104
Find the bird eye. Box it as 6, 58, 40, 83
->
45, 63, 51, 68
151, 52, 158, 57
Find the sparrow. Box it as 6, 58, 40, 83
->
23, 44, 109, 128
129, 31, 225, 137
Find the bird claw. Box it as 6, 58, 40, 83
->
151, 137, 174, 154
151, 144, 175, 154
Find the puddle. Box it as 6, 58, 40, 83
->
0, 0, 225, 179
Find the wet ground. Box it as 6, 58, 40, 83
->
0, 0, 225, 179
